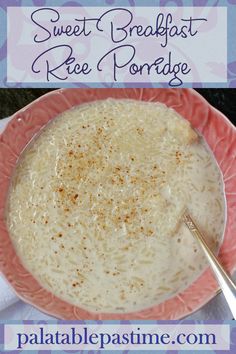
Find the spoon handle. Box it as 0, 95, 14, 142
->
182, 213, 236, 319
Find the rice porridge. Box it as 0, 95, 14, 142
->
7, 99, 225, 313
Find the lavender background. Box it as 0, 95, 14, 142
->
0, 320, 236, 353
0, 0, 236, 352
0, 0, 236, 87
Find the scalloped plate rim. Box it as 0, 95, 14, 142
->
0, 88, 235, 320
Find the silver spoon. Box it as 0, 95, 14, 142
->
182, 212, 236, 319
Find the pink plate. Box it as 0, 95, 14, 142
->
0, 88, 235, 320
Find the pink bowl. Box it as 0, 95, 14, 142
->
0, 88, 235, 320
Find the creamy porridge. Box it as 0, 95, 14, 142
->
7, 99, 225, 313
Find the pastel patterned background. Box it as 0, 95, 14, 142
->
0, 320, 236, 353
0, 0, 236, 87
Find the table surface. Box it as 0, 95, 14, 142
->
0, 89, 235, 127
